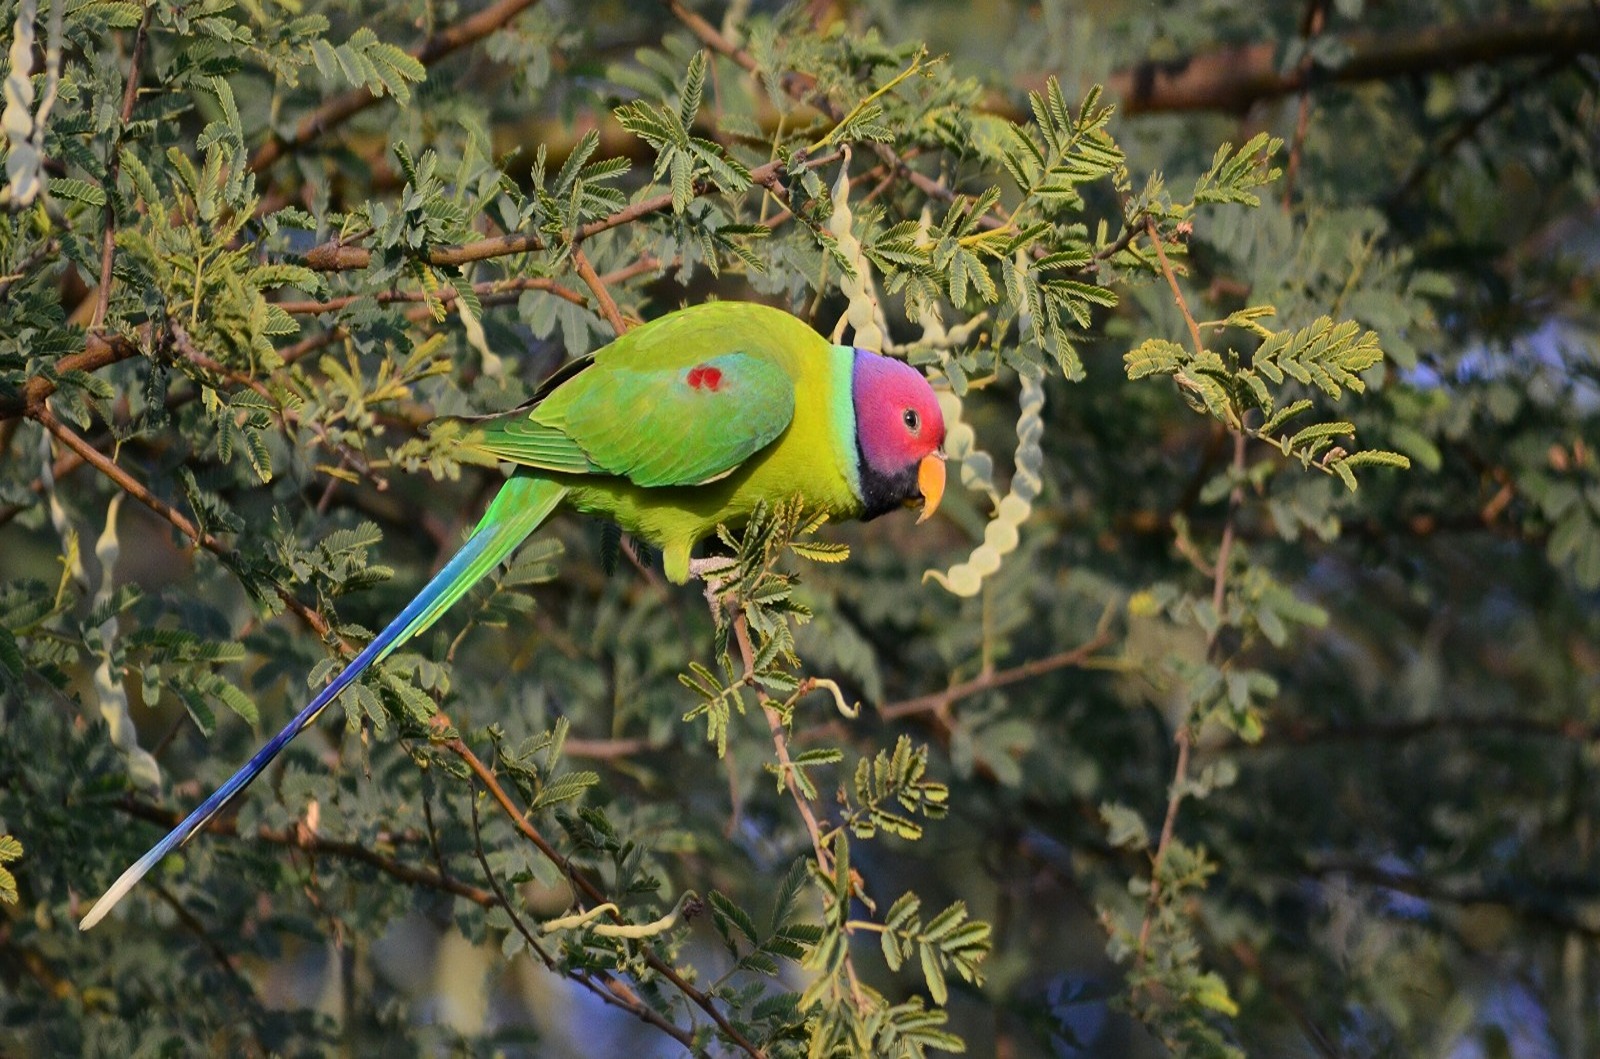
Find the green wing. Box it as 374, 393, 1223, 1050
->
465, 415, 600, 474
470, 351, 796, 487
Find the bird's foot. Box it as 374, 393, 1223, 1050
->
688, 556, 738, 623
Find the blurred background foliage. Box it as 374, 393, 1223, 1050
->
2, 0, 1599, 1056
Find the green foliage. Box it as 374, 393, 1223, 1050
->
614, 51, 753, 214
3, 1, 1599, 1057
843, 735, 949, 841
0, 834, 20, 905
308, 27, 427, 105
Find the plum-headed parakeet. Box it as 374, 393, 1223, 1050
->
80, 301, 946, 929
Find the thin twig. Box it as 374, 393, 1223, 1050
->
1094, 8, 1600, 115
879, 628, 1116, 720
668, 1, 759, 74
726, 609, 868, 1011
1282, 0, 1328, 209
564, 736, 657, 759
89, 4, 153, 333
1389, 54, 1570, 207
116, 795, 495, 907
32, 404, 334, 639
572, 246, 627, 334
248, 0, 548, 173
35, 405, 224, 553
1, 328, 142, 424
1146, 215, 1205, 359
467, 789, 557, 967
150, 884, 249, 984
276, 275, 588, 316
666, 0, 1024, 249
300, 152, 828, 274
437, 723, 766, 1058
1223, 936, 1340, 1059
1300, 858, 1600, 940
1132, 222, 1250, 969
468, 788, 696, 1046
732, 615, 828, 867
1245, 712, 1600, 748
1134, 725, 1191, 959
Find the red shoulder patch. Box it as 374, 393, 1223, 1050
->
686, 364, 724, 391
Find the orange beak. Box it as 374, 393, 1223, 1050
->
916, 453, 946, 524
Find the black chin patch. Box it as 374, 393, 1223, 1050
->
857, 456, 921, 521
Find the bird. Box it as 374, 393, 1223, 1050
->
80, 301, 947, 930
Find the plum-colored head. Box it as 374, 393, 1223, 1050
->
851, 349, 946, 521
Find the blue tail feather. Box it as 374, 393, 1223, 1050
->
80, 476, 566, 930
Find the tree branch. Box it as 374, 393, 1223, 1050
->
727, 610, 867, 1013
0, 331, 141, 421
32, 403, 335, 639
1245, 712, 1600, 749
248, 0, 548, 174
465, 790, 698, 1049
437, 723, 766, 1058
1302, 858, 1600, 940
1282, 0, 1328, 209
1133, 224, 1249, 969
90, 3, 153, 333
572, 245, 627, 334
731, 614, 828, 868
1388, 54, 1571, 206
276, 274, 589, 316
299, 152, 823, 273
878, 628, 1115, 720
1092, 8, 1600, 115
117, 795, 495, 907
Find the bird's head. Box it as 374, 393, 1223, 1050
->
851, 349, 946, 522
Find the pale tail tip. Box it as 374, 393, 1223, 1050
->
77, 862, 146, 931
78, 901, 109, 932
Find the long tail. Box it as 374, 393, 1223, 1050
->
80, 475, 568, 930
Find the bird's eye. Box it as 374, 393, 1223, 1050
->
902, 408, 920, 433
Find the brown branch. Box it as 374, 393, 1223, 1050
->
466, 792, 557, 968
35, 404, 224, 553
878, 628, 1115, 720
117, 795, 496, 907
276, 275, 589, 316
300, 153, 820, 273
727, 608, 866, 1013
150, 883, 260, 1002
1282, 0, 1328, 209
666, 0, 1025, 250
1389, 54, 1571, 206
668, 1, 758, 75
1301, 858, 1600, 940
248, 0, 547, 174
732, 615, 828, 866
89, 4, 153, 333
438, 724, 766, 1058
32, 404, 334, 638
0, 250, 661, 523
1222, 937, 1340, 1059
1147, 216, 1205, 359
1135, 726, 1191, 961
572, 246, 627, 335
1132, 228, 1249, 969
563, 735, 657, 759
0, 331, 142, 421
465, 790, 698, 1050
1095, 8, 1600, 115
1246, 712, 1600, 749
